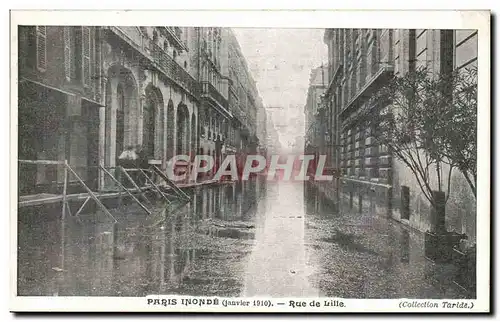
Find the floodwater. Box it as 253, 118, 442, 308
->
17, 179, 472, 298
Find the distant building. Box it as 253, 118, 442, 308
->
264, 108, 282, 155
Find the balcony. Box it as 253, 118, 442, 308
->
108, 27, 198, 98
108, 26, 147, 55
163, 27, 188, 51
150, 43, 199, 98
340, 63, 394, 117
201, 81, 230, 116
229, 82, 238, 98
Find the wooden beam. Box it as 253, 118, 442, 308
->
74, 196, 90, 217
18, 159, 65, 165
139, 169, 171, 205
65, 164, 117, 223
152, 165, 190, 201
119, 166, 152, 206
61, 160, 69, 220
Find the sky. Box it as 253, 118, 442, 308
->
233, 28, 327, 147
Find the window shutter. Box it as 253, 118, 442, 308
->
82, 26, 91, 86
63, 27, 72, 80
36, 26, 47, 71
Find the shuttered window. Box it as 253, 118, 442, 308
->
82, 26, 91, 87
63, 27, 72, 80
36, 26, 47, 71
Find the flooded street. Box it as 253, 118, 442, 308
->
18, 180, 470, 299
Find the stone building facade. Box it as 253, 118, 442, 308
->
304, 66, 328, 160
100, 27, 198, 176
18, 26, 104, 193
303, 65, 337, 201
322, 28, 477, 241
226, 29, 262, 156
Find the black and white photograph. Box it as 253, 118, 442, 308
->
10, 10, 490, 313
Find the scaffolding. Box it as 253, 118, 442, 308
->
18, 159, 191, 223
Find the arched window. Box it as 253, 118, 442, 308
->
163, 40, 169, 51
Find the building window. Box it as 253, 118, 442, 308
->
36, 26, 47, 71
173, 50, 177, 60
82, 26, 91, 87
163, 40, 169, 51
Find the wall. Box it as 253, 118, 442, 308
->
323, 28, 477, 242
18, 26, 102, 190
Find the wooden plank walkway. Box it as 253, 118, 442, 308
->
18, 180, 236, 208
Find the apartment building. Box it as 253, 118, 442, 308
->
323, 28, 477, 239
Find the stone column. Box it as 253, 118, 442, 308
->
186, 115, 190, 156
137, 93, 146, 147
98, 75, 108, 190
172, 105, 177, 158
162, 100, 168, 170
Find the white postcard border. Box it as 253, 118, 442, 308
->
9, 9, 491, 313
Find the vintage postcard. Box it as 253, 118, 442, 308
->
10, 10, 490, 313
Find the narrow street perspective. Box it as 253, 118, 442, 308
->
16, 25, 478, 301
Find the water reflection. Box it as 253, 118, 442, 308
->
17, 177, 266, 297
19, 178, 469, 299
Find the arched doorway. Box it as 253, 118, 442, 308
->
143, 86, 164, 160
176, 103, 189, 156
225, 184, 234, 220
166, 100, 175, 160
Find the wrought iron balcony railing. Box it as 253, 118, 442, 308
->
108, 27, 198, 98
229, 82, 238, 98
164, 27, 187, 50
150, 43, 199, 98
200, 81, 229, 113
